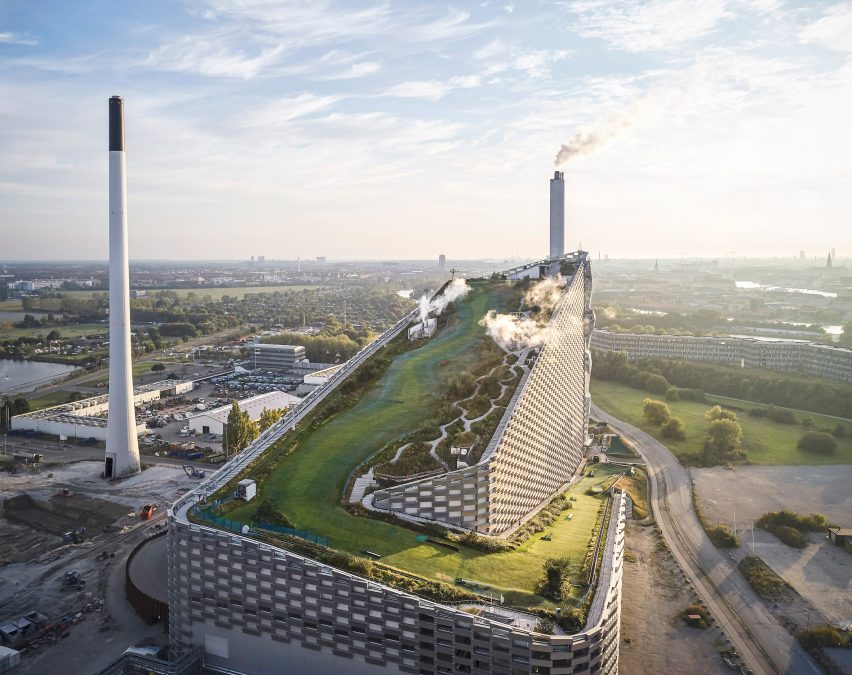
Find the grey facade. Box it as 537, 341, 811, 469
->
372, 255, 594, 537
592, 330, 852, 383
252, 344, 307, 372
168, 492, 625, 675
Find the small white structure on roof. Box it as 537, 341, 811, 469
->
237, 479, 256, 502
186, 390, 301, 436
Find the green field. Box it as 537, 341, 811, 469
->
0, 300, 22, 311
60, 285, 322, 301
0, 322, 107, 339
225, 281, 604, 607
591, 379, 852, 465
27, 389, 78, 410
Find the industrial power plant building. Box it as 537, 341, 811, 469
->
371, 253, 593, 536
11, 379, 193, 441
592, 329, 852, 383
162, 171, 624, 674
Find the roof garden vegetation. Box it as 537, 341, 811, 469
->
212, 279, 605, 610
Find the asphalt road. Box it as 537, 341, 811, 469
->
592, 403, 822, 675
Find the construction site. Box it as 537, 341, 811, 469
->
0, 454, 204, 673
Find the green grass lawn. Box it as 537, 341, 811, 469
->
78, 360, 160, 386
591, 379, 852, 465
224, 281, 605, 607
27, 389, 78, 410
0, 322, 107, 339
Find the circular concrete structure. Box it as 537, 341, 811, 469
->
126, 533, 168, 623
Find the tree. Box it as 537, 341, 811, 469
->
46, 329, 61, 341
705, 405, 737, 422
12, 397, 30, 415
797, 431, 837, 455
151, 363, 166, 372
225, 402, 259, 454
258, 407, 286, 432
703, 418, 744, 462
643, 398, 671, 425
661, 417, 686, 440
536, 557, 573, 601
832, 423, 848, 438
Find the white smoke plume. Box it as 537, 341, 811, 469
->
418, 278, 471, 322
523, 274, 566, 312
479, 311, 551, 352
554, 100, 645, 167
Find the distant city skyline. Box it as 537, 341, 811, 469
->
1, 0, 850, 260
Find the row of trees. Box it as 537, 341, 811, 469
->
593, 349, 852, 419
642, 400, 745, 464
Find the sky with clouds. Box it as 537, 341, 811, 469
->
1, 0, 850, 261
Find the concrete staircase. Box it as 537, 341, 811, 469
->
349, 467, 376, 504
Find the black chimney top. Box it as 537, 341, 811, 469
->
109, 96, 124, 152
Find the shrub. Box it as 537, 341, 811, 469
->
533, 617, 555, 635
665, 387, 680, 401
737, 556, 791, 601
643, 398, 671, 425
797, 626, 849, 650
832, 423, 848, 438
756, 510, 827, 532
797, 431, 837, 455
705, 405, 738, 422
682, 603, 710, 628
703, 418, 744, 463
536, 557, 574, 601
765, 524, 807, 548
706, 524, 739, 548
661, 417, 686, 440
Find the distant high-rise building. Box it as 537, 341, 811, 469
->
250, 255, 255, 264
549, 171, 565, 260
104, 96, 141, 480
799, 250, 806, 259
316, 256, 326, 263
438, 254, 446, 270
258, 255, 265, 263
827, 252, 833, 268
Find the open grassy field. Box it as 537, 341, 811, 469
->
27, 389, 78, 410
226, 281, 605, 607
78, 360, 161, 386
0, 300, 23, 311
591, 379, 852, 465
0, 322, 107, 339
60, 285, 322, 301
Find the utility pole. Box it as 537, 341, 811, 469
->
751, 522, 755, 557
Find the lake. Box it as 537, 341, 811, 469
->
0, 359, 79, 394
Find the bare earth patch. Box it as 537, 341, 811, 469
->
620, 522, 730, 675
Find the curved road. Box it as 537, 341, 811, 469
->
592, 404, 821, 675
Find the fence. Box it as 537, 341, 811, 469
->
191, 501, 329, 548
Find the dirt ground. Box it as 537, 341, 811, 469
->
0, 460, 200, 672
694, 465, 852, 628
620, 522, 731, 675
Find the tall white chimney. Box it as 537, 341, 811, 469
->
104, 96, 141, 479
549, 171, 565, 260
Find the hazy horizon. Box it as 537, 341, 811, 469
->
2, 1, 850, 261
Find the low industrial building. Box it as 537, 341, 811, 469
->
11, 379, 193, 441
250, 343, 306, 371
186, 390, 301, 436
828, 527, 852, 552
592, 330, 852, 383
297, 363, 346, 395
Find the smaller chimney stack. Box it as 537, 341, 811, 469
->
549, 171, 565, 260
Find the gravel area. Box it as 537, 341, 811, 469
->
694, 465, 852, 628
620, 523, 731, 675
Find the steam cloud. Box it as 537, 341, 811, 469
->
479, 311, 551, 352
480, 276, 566, 351
419, 278, 471, 322
554, 101, 643, 167
523, 274, 566, 311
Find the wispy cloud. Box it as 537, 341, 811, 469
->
568, 0, 733, 52
382, 75, 481, 101
799, 4, 852, 53
142, 35, 287, 79
0, 31, 37, 46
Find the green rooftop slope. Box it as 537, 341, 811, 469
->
222, 280, 604, 607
